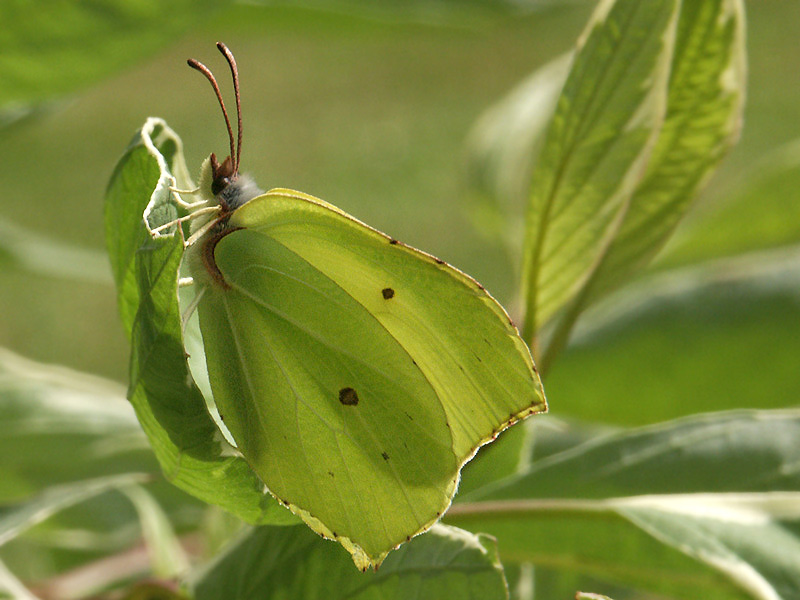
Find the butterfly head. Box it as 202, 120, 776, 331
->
210, 153, 236, 196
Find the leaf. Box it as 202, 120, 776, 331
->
191, 187, 545, 568
660, 138, 800, 269
457, 424, 529, 498
0, 348, 204, 585
447, 410, 800, 599
541, 0, 747, 367
0, 559, 41, 600
103, 118, 294, 526
584, 0, 746, 299
191, 524, 508, 600
120, 484, 189, 579
520, 0, 679, 341
0, 474, 149, 548
620, 498, 800, 600
0, 0, 227, 108
464, 53, 571, 253
544, 248, 800, 424
0, 347, 153, 503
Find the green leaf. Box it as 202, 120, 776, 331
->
584, 0, 746, 299
120, 484, 189, 579
0, 347, 153, 503
464, 53, 570, 254
620, 499, 800, 600
0, 349, 205, 586
520, 0, 679, 341
103, 118, 293, 526
660, 139, 800, 269
541, 0, 747, 367
544, 249, 800, 424
457, 424, 529, 498
0, 0, 227, 108
0, 474, 149, 548
448, 410, 800, 599
191, 524, 507, 600
0, 559, 41, 600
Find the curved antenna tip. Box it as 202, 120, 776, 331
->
214, 43, 243, 173
186, 53, 237, 171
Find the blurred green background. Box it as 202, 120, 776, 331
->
1, 0, 798, 423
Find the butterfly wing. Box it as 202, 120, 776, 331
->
195, 188, 546, 568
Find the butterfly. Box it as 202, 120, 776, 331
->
175, 43, 545, 570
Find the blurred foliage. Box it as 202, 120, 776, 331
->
191, 524, 507, 600
0, 0, 226, 108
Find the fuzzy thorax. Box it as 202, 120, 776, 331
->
189, 156, 264, 235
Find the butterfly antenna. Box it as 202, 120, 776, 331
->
187, 56, 237, 170
216, 42, 243, 173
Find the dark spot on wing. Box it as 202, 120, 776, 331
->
434, 258, 445, 265
476, 282, 485, 291
339, 387, 359, 406
381, 451, 390, 460
382, 287, 395, 299
389, 238, 399, 245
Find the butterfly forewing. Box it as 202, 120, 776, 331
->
233, 191, 546, 457
195, 188, 545, 565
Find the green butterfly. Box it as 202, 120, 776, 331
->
175, 43, 546, 570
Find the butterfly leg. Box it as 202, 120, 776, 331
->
170, 185, 209, 210
184, 214, 222, 247
148, 206, 221, 239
